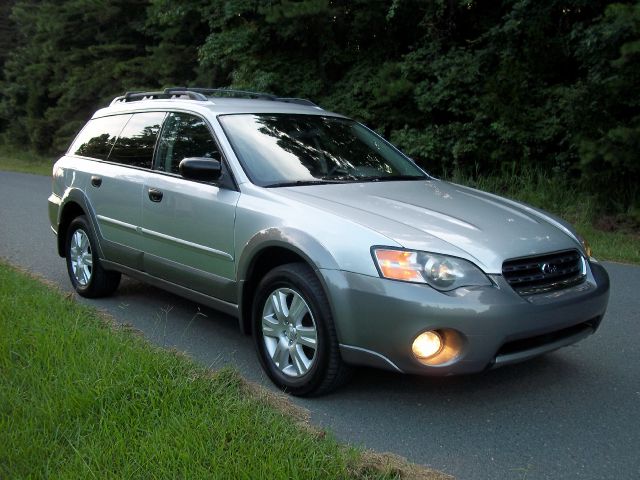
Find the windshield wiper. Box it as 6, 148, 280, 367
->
360, 175, 426, 182
264, 180, 345, 188
263, 175, 426, 187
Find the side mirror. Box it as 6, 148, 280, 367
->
179, 157, 222, 182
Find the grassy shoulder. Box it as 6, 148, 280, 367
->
0, 263, 448, 480
0, 145, 53, 176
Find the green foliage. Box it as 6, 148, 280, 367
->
0, 0, 638, 211
0, 1, 16, 71
573, 2, 640, 210
1, 1, 155, 151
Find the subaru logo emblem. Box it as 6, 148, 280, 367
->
541, 263, 558, 275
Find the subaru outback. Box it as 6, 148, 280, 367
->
48, 88, 610, 396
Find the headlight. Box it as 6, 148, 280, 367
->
372, 248, 491, 291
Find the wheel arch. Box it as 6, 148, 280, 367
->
236, 229, 340, 336
57, 189, 103, 258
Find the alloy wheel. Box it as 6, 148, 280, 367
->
261, 288, 318, 377
69, 229, 93, 286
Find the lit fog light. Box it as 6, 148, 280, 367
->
412, 331, 443, 359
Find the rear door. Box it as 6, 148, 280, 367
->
70, 113, 162, 268
141, 112, 240, 302
91, 111, 165, 267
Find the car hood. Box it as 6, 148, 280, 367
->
274, 179, 581, 273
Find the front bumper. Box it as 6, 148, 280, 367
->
321, 261, 610, 375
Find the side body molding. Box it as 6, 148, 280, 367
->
56, 187, 144, 269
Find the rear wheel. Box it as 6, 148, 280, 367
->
65, 216, 120, 298
253, 263, 351, 396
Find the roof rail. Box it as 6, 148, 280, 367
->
110, 90, 208, 105
164, 87, 319, 107
110, 87, 319, 108
165, 87, 276, 100
275, 97, 318, 107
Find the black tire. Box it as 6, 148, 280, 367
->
252, 263, 352, 396
65, 215, 120, 298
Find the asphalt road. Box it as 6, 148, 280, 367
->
1, 170, 639, 480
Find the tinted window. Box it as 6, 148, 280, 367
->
154, 113, 219, 174
69, 115, 131, 160
108, 112, 166, 169
218, 114, 426, 187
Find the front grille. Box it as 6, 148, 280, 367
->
502, 249, 585, 295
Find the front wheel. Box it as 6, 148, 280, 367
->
65, 215, 120, 298
253, 263, 351, 396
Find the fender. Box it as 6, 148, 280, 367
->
237, 226, 341, 282
235, 227, 341, 333
56, 187, 104, 258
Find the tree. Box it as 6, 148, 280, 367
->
1, 0, 153, 150
1, 0, 638, 210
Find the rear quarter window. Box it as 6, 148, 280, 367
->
108, 112, 166, 169
69, 115, 131, 160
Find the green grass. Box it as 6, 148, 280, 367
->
0, 263, 447, 480
571, 223, 639, 265
0, 145, 53, 176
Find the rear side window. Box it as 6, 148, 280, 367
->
108, 112, 166, 169
154, 112, 219, 174
69, 115, 131, 160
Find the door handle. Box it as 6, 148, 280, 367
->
148, 188, 163, 202
90, 175, 102, 187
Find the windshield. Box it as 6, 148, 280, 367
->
218, 114, 427, 187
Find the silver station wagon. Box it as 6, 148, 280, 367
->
49, 88, 610, 396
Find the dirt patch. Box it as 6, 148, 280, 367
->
351, 451, 455, 480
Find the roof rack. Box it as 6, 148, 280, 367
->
276, 97, 318, 107
110, 90, 208, 105
110, 87, 319, 108
165, 87, 276, 100
165, 87, 319, 107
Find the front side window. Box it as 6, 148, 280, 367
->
218, 114, 426, 187
108, 112, 166, 169
154, 112, 219, 174
69, 115, 131, 160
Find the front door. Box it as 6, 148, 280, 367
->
141, 112, 240, 302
